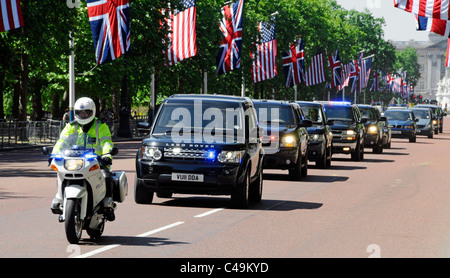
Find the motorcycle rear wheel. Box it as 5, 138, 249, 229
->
65, 198, 83, 244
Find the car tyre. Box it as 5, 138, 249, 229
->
249, 169, 263, 203
231, 168, 249, 209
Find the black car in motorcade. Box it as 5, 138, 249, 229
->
320, 101, 367, 161
297, 101, 333, 168
384, 109, 418, 142
357, 104, 390, 153
414, 104, 446, 133
252, 100, 311, 180
134, 94, 265, 208
410, 107, 434, 138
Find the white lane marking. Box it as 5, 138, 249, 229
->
75, 221, 185, 258
194, 208, 224, 218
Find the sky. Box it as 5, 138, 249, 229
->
335, 0, 430, 42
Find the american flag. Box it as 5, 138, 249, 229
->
0, 0, 24, 33
341, 62, 351, 89
446, 38, 450, 67
305, 52, 325, 86
87, 0, 130, 65
359, 57, 372, 93
282, 36, 306, 88
251, 16, 277, 83
328, 49, 343, 88
162, 0, 197, 66
216, 0, 244, 76
394, 0, 450, 21
415, 15, 450, 36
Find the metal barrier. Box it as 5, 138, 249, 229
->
0, 120, 63, 149
0, 116, 150, 149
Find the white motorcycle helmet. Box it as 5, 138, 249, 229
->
74, 97, 96, 125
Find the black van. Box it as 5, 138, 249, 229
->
134, 94, 264, 208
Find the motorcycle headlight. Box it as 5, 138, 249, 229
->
64, 159, 84, 171
433, 120, 438, 125
217, 150, 244, 164
403, 125, 414, 129
142, 146, 162, 160
280, 134, 297, 147
368, 125, 378, 134
344, 130, 356, 135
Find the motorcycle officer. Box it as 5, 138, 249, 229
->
51, 97, 116, 221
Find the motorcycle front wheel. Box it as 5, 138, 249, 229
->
65, 198, 83, 244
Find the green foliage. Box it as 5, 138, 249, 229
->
0, 0, 420, 119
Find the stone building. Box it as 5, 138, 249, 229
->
393, 33, 448, 100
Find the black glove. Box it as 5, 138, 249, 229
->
48, 158, 53, 166
102, 156, 112, 166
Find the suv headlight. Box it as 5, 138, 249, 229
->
142, 146, 162, 160
343, 130, 356, 135
310, 134, 324, 141
217, 150, 244, 164
368, 125, 378, 134
64, 159, 83, 171
280, 134, 297, 147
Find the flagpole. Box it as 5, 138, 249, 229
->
69, 32, 75, 121
294, 85, 297, 101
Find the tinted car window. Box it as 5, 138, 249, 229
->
254, 103, 296, 125
324, 106, 354, 121
384, 110, 410, 121
359, 107, 377, 120
152, 99, 244, 143
411, 109, 430, 119
300, 105, 323, 124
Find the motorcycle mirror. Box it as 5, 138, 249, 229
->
110, 147, 119, 156
41, 147, 50, 156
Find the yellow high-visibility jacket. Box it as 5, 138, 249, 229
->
52, 118, 114, 158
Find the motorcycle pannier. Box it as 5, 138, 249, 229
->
112, 171, 128, 203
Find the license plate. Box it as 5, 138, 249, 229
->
392, 130, 401, 134
172, 173, 204, 182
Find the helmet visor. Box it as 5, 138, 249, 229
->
75, 109, 93, 120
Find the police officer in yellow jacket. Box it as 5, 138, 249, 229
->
51, 97, 116, 220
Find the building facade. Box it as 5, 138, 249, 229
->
393, 33, 448, 100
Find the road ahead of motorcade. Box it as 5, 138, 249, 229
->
2, 117, 450, 260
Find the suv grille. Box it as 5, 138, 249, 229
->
164, 148, 211, 161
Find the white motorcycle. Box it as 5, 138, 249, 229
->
42, 133, 128, 244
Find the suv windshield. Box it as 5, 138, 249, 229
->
324, 106, 354, 122
299, 105, 323, 124
253, 103, 295, 126
152, 99, 245, 143
358, 107, 377, 120
411, 109, 430, 119
384, 110, 410, 121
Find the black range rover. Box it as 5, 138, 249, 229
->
297, 101, 333, 168
253, 100, 311, 180
134, 94, 264, 208
321, 101, 367, 161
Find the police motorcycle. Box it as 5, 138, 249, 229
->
42, 133, 127, 244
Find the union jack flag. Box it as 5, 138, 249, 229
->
348, 60, 359, 93
216, 0, 243, 76
0, 0, 24, 33
370, 70, 380, 92
327, 49, 343, 88
87, 0, 130, 65
359, 57, 372, 93
282, 36, 306, 88
162, 0, 197, 66
251, 16, 277, 83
